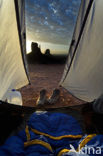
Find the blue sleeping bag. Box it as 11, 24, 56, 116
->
0, 111, 102, 156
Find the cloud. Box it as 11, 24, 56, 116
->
25, 0, 81, 45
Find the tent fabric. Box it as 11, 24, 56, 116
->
60, 0, 90, 84
0, 0, 29, 101
61, 0, 103, 102
14, 0, 30, 82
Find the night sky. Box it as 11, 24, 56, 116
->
25, 0, 81, 54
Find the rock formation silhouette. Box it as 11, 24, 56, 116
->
45, 49, 51, 56
27, 42, 67, 64
27, 42, 43, 63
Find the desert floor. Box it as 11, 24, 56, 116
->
20, 64, 85, 108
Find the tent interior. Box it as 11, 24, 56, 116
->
0, 0, 103, 148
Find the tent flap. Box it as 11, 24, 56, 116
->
0, 0, 29, 101
61, 0, 103, 102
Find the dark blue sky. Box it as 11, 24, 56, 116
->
25, 0, 81, 54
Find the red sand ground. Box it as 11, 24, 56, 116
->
20, 64, 85, 108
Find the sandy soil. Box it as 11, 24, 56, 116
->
20, 64, 85, 108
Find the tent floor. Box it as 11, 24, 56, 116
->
0, 102, 103, 145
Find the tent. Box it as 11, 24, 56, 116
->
0, 0, 29, 101
0, 0, 103, 148
0, 0, 103, 104
60, 0, 103, 102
